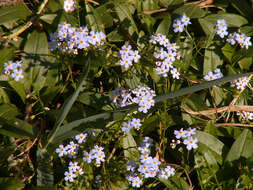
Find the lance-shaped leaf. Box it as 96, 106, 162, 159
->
51, 111, 125, 144
44, 61, 90, 149
226, 129, 253, 162
50, 72, 252, 145
155, 72, 253, 103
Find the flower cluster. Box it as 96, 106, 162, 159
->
231, 77, 250, 90
204, 68, 223, 81
64, 0, 76, 13
173, 15, 191, 33
122, 118, 142, 133
112, 86, 156, 113
237, 111, 253, 121
119, 45, 140, 69
83, 145, 105, 166
64, 161, 83, 182
126, 137, 175, 188
216, 19, 228, 38
216, 19, 252, 49
49, 22, 106, 54
173, 128, 198, 150
149, 33, 181, 79
3, 60, 24, 81
55, 132, 105, 183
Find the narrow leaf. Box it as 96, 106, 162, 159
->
155, 72, 253, 103
226, 129, 252, 162
44, 62, 90, 148
51, 111, 125, 144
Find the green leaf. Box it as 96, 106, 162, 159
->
204, 13, 248, 27
0, 88, 10, 104
195, 131, 224, 156
155, 72, 253, 103
198, 18, 215, 36
0, 47, 15, 73
0, 104, 19, 120
203, 47, 223, 75
50, 72, 253, 145
113, 1, 138, 35
40, 67, 61, 104
0, 2, 31, 25
125, 74, 141, 89
85, 3, 105, 32
107, 30, 124, 42
181, 36, 193, 68
44, 61, 90, 148
156, 15, 171, 35
240, 26, 253, 36
8, 81, 26, 103
159, 0, 183, 7
238, 57, 252, 71
77, 91, 111, 110
173, 4, 206, 18
230, 0, 253, 20
122, 133, 139, 160
0, 118, 35, 139
182, 93, 209, 112
24, 30, 48, 55
95, 3, 114, 28
40, 14, 57, 24
142, 0, 159, 11
226, 129, 253, 162
23, 30, 49, 92
27, 186, 57, 190
50, 111, 124, 144
36, 149, 54, 186
59, 11, 78, 26
222, 43, 235, 63
0, 177, 24, 190
160, 176, 189, 190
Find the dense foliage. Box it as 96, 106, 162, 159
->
0, 0, 253, 189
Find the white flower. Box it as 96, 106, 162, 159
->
183, 137, 198, 150
75, 133, 87, 144
64, 171, 77, 182
11, 69, 24, 81
174, 128, 187, 139
181, 15, 191, 26
173, 20, 184, 33
217, 28, 228, 38
64, 0, 76, 13
122, 121, 132, 133
131, 176, 142, 188
68, 161, 80, 172
171, 68, 180, 79
165, 166, 175, 176
185, 128, 196, 137
216, 19, 227, 29
56, 144, 67, 157
83, 151, 92, 163
131, 118, 142, 130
